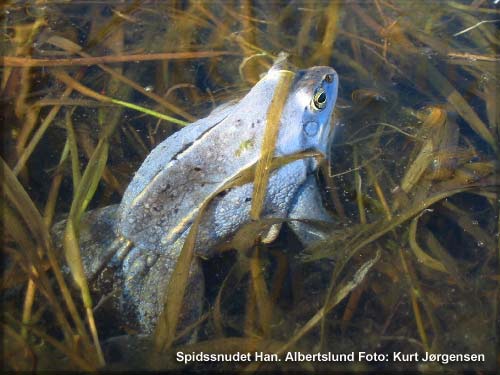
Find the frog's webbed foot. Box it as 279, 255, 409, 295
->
288, 174, 334, 246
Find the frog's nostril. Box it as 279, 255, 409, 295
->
324, 74, 333, 83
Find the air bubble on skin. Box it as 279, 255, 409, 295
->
130, 257, 146, 274
146, 255, 156, 267
476, 241, 485, 248
471, 220, 479, 226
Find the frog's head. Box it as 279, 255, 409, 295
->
275, 66, 338, 158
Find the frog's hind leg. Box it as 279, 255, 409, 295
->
120, 239, 204, 337
51, 205, 125, 280
51, 205, 135, 335
52, 204, 133, 289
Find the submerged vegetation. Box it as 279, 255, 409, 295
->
1, 0, 498, 372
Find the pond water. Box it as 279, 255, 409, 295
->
1, 1, 498, 372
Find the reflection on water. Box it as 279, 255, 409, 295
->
1, 1, 498, 372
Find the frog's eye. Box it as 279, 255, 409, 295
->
312, 88, 327, 111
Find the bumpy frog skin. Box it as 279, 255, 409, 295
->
59, 62, 339, 334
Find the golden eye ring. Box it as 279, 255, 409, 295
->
312, 88, 327, 110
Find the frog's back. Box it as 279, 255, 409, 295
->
120, 102, 236, 212
117, 74, 283, 252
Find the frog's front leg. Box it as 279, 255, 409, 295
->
287, 174, 334, 246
